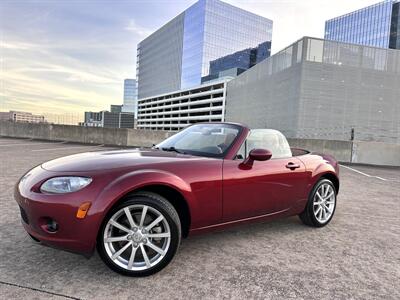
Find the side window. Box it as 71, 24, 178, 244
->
246, 129, 292, 159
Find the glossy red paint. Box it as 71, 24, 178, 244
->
14, 123, 339, 256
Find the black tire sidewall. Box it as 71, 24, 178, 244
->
97, 195, 181, 277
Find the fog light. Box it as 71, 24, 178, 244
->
46, 219, 58, 233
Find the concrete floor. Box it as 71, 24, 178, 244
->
0, 137, 399, 300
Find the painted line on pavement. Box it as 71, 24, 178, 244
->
31, 144, 105, 152
0, 141, 66, 147
340, 164, 399, 182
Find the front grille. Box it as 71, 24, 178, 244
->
19, 206, 29, 224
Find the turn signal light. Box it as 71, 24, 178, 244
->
76, 202, 91, 219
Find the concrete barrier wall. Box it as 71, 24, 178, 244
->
1, 121, 398, 166
287, 138, 352, 163
0, 121, 173, 147
352, 141, 400, 166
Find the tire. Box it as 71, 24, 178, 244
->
97, 192, 181, 276
299, 179, 337, 227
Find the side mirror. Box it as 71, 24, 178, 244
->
241, 149, 272, 168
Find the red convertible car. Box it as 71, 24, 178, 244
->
15, 122, 339, 276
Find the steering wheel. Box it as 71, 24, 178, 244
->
198, 146, 223, 154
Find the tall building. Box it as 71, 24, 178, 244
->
136, 0, 273, 99
202, 41, 271, 83
226, 37, 400, 144
122, 79, 138, 115
325, 0, 400, 49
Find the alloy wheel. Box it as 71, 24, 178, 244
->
313, 183, 336, 224
103, 204, 171, 271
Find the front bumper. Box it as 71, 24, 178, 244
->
14, 166, 103, 256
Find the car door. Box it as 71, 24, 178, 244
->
222, 129, 308, 222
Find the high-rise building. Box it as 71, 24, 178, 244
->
201, 41, 271, 83
325, 0, 400, 49
122, 79, 138, 115
136, 0, 273, 99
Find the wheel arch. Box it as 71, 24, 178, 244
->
93, 169, 196, 246
319, 172, 340, 194
114, 184, 191, 238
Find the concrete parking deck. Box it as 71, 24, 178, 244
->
0, 137, 399, 300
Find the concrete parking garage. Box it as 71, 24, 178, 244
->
0, 137, 399, 299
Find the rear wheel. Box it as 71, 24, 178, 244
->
299, 179, 337, 227
97, 192, 181, 276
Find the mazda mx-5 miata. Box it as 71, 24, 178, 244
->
15, 122, 339, 276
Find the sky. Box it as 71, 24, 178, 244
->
0, 0, 380, 119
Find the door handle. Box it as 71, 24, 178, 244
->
286, 162, 300, 170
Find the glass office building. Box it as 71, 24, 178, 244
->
122, 79, 138, 116
136, 0, 273, 99
201, 41, 271, 83
325, 0, 400, 49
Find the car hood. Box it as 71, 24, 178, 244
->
41, 149, 200, 172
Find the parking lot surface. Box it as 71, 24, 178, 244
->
0, 137, 399, 299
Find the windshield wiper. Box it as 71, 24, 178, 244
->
161, 146, 186, 154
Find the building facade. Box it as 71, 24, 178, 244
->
325, 0, 400, 49
122, 79, 138, 115
82, 106, 135, 128
0, 111, 46, 123
136, 0, 272, 99
226, 37, 400, 144
137, 80, 227, 131
110, 105, 122, 113
201, 41, 271, 83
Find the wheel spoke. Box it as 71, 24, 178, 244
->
146, 241, 166, 256
316, 192, 324, 202
111, 241, 132, 260
109, 220, 131, 233
315, 206, 322, 216
323, 185, 330, 197
147, 232, 170, 238
321, 207, 326, 220
325, 191, 334, 200
124, 207, 137, 228
140, 244, 151, 268
323, 203, 333, 213
105, 236, 128, 243
145, 215, 164, 231
139, 206, 148, 227
319, 206, 324, 219
326, 200, 335, 205
127, 245, 138, 270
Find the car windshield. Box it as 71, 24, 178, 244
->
155, 123, 241, 158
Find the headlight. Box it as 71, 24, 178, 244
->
40, 177, 92, 194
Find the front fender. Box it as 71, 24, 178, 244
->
93, 168, 195, 223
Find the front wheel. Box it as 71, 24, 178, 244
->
299, 179, 337, 227
97, 192, 181, 276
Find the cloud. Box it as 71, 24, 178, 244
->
124, 19, 152, 37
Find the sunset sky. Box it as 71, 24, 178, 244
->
0, 0, 378, 119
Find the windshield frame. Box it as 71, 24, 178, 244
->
155, 123, 244, 159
